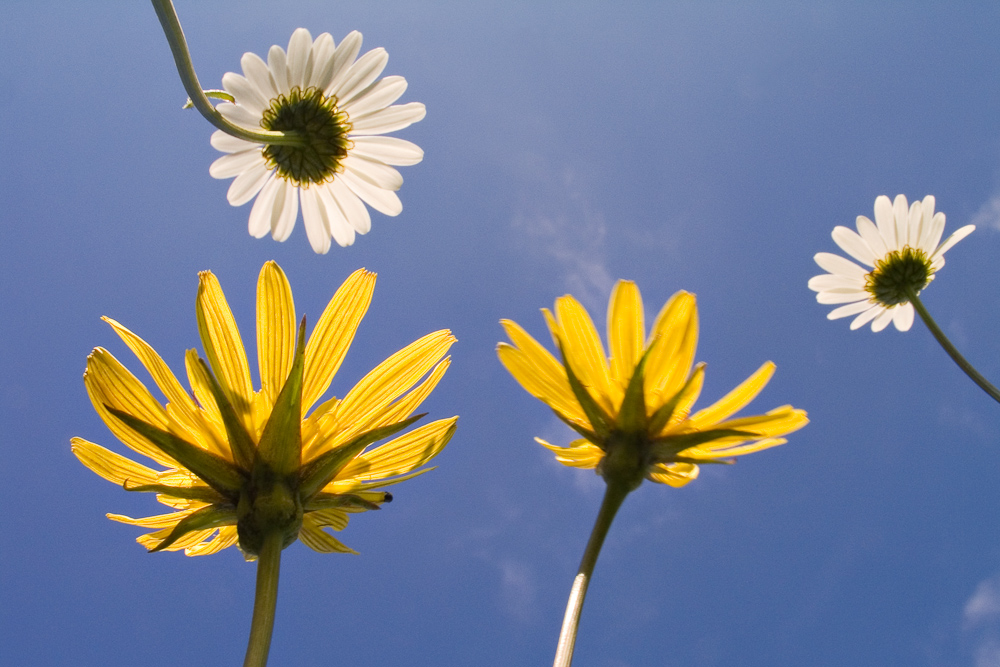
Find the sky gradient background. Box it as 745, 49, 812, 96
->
4, 2, 1000, 665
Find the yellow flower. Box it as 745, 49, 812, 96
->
497, 282, 806, 491
72, 261, 457, 557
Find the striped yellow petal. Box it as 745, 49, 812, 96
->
645, 291, 698, 404
550, 296, 614, 412
337, 417, 457, 483
302, 269, 376, 411
708, 406, 809, 443
698, 437, 787, 458
71, 438, 160, 486
139, 527, 216, 552
299, 519, 358, 554
688, 362, 776, 431
536, 437, 604, 469
655, 363, 705, 435
196, 271, 254, 424
336, 331, 455, 432
185, 526, 239, 556
256, 261, 296, 407
108, 507, 197, 528
183, 349, 226, 437
607, 280, 644, 395
305, 508, 350, 531
647, 462, 700, 487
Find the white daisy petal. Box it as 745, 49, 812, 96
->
870, 308, 895, 332
318, 184, 357, 246
931, 224, 976, 261
342, 155, 403, 190
270, 180, 299, 241
827, 300, 876, 320
241, 51, 278, 100
831, 226, 877, 267
807, 274, 864, 292
331, 48, 388, 103
329, 178, 371, 234
221, 72, 267, 116
855, 216, 888, 258
850, 305, 884, 330
350, 102, 427, 135
268, 45, 289, 94
287, 28, 314, 89
816, 289, 869, 305
209, 149, 266, 179
326, 31, 364, 95
341, 76, 408, 117
309, 33, 338, 90
350, 136, 424, 166
814, 252, 868, 279
340, 170, 403, 216
217, 101, 263, 128
873, 195, 896, 249
892, 194, 910, 249
892, 303, 915, 331
211, 130, 258, 154
227, 161, 271, 206
248, 175, 282, 238
300, 187, 333, 254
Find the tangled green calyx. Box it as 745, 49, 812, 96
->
864, 246, 932, 306
260, 86, 352, 186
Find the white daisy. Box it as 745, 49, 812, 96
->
209, 28, 426, 254
808, 194, 975, 332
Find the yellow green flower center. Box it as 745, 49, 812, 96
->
864, 247, 932, 306
237, 466, 304, 556
260, 86, 352, 186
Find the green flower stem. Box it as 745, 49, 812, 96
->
149, 0, 305, 147
907, 288, 1000, 405
243, 532, 283, 667
552, 481, 631, 667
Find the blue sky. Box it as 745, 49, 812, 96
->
4, 2, 1000, 665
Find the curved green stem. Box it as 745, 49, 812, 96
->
552, 481, 630, 667
150, 0, 305, 147
907, 288, 1000, 405
243, 532, 283, 667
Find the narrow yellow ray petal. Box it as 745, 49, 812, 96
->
655, 364, 706, 436
496, 337, 587, 426
697, 437, 787, 458
184, 350, 227, 437
186, 526, 239, 556
337, 417, 457, 483
306, 508, 350, 531
688, 362, 776, 430
647, 462, 700, 487
336, 331, 455, 431
552, 296, 615, 412
708, 406, 810, 441
607, 280, 645, 393
303, 269, 376, 411
256, 261, 296, 406
71, 438, 160, 486
196, 271, 254, 424
108, 507, 197, 528
646, 291, 698, 403
299, 520, 358, 554
536, 437, 604, 469
140, 527, 215, 552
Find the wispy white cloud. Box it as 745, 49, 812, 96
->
510, 155, 613, 311
497, 558, 537, 622
969, 195, 1000, 232
962, 573, 1000, 666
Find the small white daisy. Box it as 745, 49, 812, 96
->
209, 28, 426, 253
809, 194, 975, 332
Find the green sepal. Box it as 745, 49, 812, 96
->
257, 318, 306, 476
617, 347, 653, 434
182, 89, 235, 109
106, 407, 245, 499
647, 362, 706, 435
556, 339, 615, 440
147, 504, 237, 553
650, 428, 757, 460
669, 456, 736, 465
298, 414, 425, 501
196, 357, 257, 471
305, 492, 387, 512
550, 409, 601, 447
122, 481, 228, 503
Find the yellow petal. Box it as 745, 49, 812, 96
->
536, 437, 604, 469
256, 261, 296, 407
305, 508, 350, 531
708, 406, 810, 444
183, 349, 228, 441
71, 438, 160, 486
655, 363, 705, 436
139, 527, 216, 552
196, 271, 254, 425
607, 280, 645, 395
336, 417, 457, 485
302, 269, 376, 411
550, 296, 615, 413
497, 319, 587, 425
299, 519, 358, 554
645, 291, 698, 405
687, 362, 776, 431
336, 331, 455, 432
186, 526, 239, 556
647, 462, 700, 487
83, 348, 175, 467
108, 507, 198, 528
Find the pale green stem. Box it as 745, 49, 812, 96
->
906, 288, 1000, 405
149, 0, 305, 147
243, 532, 283, 667
553, 481, 630, 667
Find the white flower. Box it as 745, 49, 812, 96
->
209, 28, 426, 253
808, 194, 975, 332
